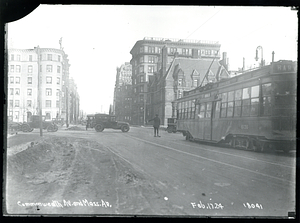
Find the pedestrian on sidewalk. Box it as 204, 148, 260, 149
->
148, 114, 161, 137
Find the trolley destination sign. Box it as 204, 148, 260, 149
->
272, 60, 297, 74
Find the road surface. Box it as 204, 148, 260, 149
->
5, 126, 296, 217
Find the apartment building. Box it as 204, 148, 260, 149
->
130, 37, 221, 125
113, 62, 133, 123
7, 47, 78, 123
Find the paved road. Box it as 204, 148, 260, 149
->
6, 126, 296, 217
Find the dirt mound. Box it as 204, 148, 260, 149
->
7, 137, 75, 185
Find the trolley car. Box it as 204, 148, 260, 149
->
175, 60, 297, 153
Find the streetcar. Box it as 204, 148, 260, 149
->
175, 60, 297, 153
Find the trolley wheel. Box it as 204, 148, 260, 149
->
95, 124, 104, 132
228, 137, 236, 148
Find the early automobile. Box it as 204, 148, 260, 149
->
8, 120, 22, 134
91, 113, 130, 132
21, 115, 58, 132
166, 118, 177, 133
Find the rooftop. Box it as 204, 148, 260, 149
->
143, 37, 219, 45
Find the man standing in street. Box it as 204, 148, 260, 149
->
148, 114, 161, 137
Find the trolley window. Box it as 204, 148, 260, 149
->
198, 103, 205, 118
214, 101, 221, 118
221, 92, 228, 118
273, 81, 296, 117
191, 99, 196, 119
242, 87, 251, 116
206, 102, 212, 118
227, 91, 234, 117
250, 85, 260, 116
234, 89, 242, 117
262, 83, 272, 116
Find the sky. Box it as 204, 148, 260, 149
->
7, 5, 298, 114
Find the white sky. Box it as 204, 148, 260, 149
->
7, 5, 298, 114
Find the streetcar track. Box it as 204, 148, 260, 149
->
124, 134, 295, 184
167, 140, 295, 169
130, 129, 295, 169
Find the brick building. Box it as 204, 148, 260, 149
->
149, 47, 230, 126
130, 37, 222, 125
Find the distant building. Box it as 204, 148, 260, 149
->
7, 47, 78, 124
149, 46, 230, 125
130, 37, 222, 125
113, 62, 133, 123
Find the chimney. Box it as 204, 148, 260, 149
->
222, 52, 228, 70
243, 57, 245, 71
162, 45, 168, 75
272, 51, 275, 63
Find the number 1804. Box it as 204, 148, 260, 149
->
243, 203, 263, 209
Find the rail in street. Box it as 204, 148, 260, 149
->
5, 126, 296, 217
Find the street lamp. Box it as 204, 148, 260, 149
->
255, 46, 264, 67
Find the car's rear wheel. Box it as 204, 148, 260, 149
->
21, 124, 30, 132
53, 124, 58, 132
95, 124, 104, 132
47, 125, 54, 132
121, 125, 130, 132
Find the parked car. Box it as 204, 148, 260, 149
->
8, 120, 22, 134
166, 118, 177, 133
21, 115, 58, 132
91, 114, 130, 132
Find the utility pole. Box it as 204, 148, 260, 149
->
37, 46, 43, 136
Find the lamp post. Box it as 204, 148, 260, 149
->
255, 46, 264, 67
36, 46, 43, 136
